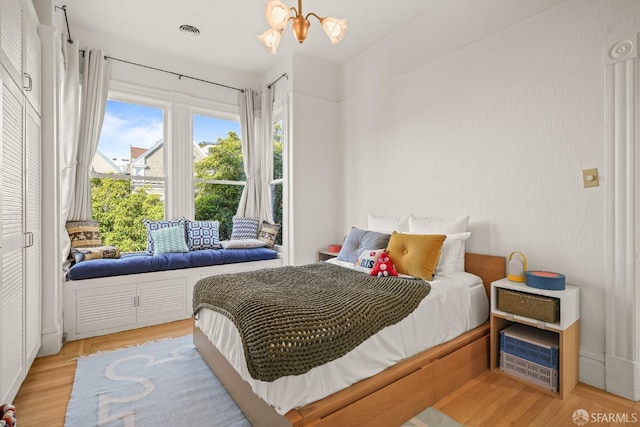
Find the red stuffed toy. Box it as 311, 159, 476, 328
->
370, 251, 398, 277
0, 404, 16, 427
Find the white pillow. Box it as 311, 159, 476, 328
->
408, 214, 469, 234
354, 248, 387, 274
220, 239, 267, 249
367, 214, 409, 234
436, 232, 471, 275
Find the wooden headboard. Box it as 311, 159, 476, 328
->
464, 253, 506, 297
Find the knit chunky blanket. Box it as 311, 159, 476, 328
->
193, 262, 431, 382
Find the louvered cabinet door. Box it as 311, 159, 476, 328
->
0, 0, 23, 87
24, 103, 40, 363
136, 278, 188, 324
0, 68, 25, 404
22, 8, 39, 114
75, 284, 137, 335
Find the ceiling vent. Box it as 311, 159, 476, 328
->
179, 24, 201, 37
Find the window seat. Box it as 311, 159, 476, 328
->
66, 247, 279, 281
63, 247, 283, 341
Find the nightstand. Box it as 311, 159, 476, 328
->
490, 278, 580, 399
318, 250, 339, 261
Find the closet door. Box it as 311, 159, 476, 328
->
24, 102, 40, 364
0, 0, 22, 86
22, 6, 39, 114
0, 65, 25, 404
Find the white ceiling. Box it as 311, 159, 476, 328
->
59, 0, 447, 76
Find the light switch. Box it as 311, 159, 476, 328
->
583, 168, 599, 188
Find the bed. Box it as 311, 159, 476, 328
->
193, 252, 505, 427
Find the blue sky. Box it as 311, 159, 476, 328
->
98, 100, 240, 161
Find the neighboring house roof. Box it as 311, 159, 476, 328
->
92, 150, 123, 173
130, 139, 209, 167
130, 146, 147, 160
130, 139, 164, 170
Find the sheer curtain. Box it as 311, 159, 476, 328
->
59, 38, 80, 265
236, 89, 262, 218
69, 50, 111, 220
236, 87, 276, 222
59, 48, 110, 265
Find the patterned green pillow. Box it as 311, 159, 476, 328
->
150, 225, 188, 255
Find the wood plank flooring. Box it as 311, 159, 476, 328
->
12, 320, 640, 426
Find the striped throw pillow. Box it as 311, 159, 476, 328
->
230, 216, 260, 240
150, 225, 189, 255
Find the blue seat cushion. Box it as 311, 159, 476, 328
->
67, 248, 278, 281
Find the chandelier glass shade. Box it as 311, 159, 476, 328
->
258, 0, 347, 54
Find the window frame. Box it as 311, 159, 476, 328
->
90, 80, 289, 252
90, 80, 244, 249
271, 96, 288, 250
90, 83, 170, 210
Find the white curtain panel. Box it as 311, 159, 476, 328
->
59, 37, 80, 266
68, 49, 111, 221
236, 88, 262, 218
259, 84, 274, 223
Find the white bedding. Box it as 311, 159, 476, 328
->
195, 261, 489, 415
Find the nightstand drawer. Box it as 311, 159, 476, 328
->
497, 288, 560, 323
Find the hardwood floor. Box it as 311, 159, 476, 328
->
435, 371, 640, 427
12, 320, 640, 426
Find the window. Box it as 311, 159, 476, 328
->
271, 117, 284, 245
90, 82, 287, 252
192, 114, 243, 240
91, 99, 166, 252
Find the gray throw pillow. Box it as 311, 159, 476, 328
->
336, 227, 391, 264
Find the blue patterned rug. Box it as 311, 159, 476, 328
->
66, 334, 463, 426
65, 335, 250, 427
402, 407, 464, 427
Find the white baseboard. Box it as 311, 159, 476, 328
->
38, 325, 63, 357
606, 354, 640, 401
580, 349, 606, 390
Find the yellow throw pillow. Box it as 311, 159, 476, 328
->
386, 232, 446, 280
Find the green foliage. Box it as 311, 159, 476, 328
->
91, 178, 164, 252
194, 132, 245, 239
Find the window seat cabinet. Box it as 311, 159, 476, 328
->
64, 257, 282, 341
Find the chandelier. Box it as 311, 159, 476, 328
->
258, 0, 348, 55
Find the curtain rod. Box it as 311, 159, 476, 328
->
268, 73, 288, 89
54, 5, 74, 44
80, 50, 244, 93
106, 55, 244, 93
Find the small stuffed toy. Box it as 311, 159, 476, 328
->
0, 404, 16, 427
370, 251, 398, 277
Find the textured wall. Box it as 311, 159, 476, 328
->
340, 0, 640, 386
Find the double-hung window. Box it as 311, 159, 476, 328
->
91, 82, 286, 251
91, 99, 166, 252
192, 113, 244, 240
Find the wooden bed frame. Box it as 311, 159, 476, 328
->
193, 253, 505, 427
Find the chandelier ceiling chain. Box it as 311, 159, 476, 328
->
258, 0, 347, 55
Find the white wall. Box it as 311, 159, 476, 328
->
340, 0, 640, 389
288, 54, 343, 265
71, 28, 260, 104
